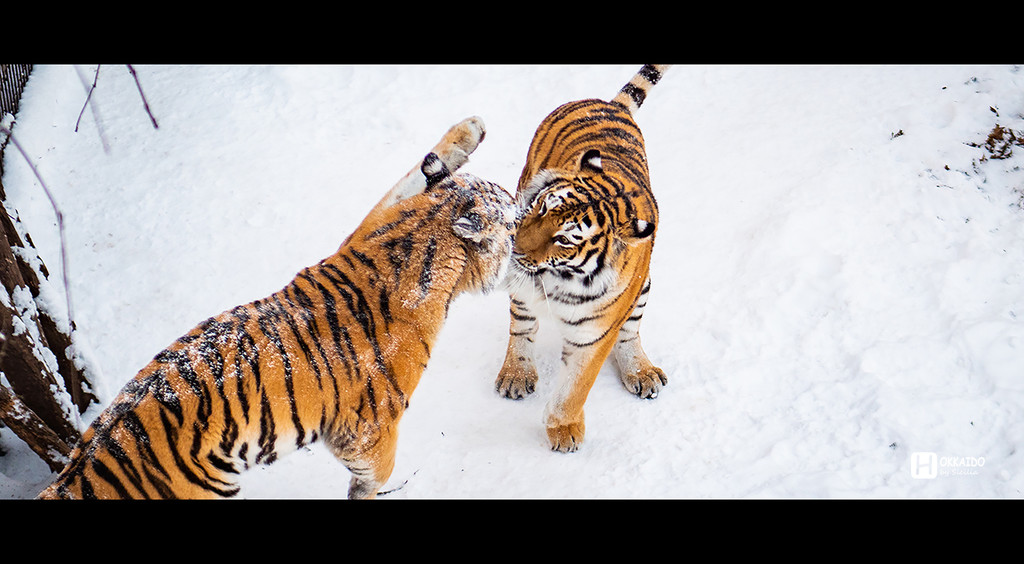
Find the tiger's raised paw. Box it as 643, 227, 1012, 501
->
546, 421, 585, 453
620, 366, 667, 399
435, 116, 486, 173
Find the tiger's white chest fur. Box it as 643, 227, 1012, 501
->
503, 254, 623, 341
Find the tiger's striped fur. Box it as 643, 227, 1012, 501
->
39, 117, 517, 499
498, 65, 669, 452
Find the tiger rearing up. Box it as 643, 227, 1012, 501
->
498, 65, 670, 453
39, 117, 517, 499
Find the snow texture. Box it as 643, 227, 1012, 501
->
1, 64, 1022, 499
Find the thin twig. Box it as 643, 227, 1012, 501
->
0, 125, 74, 331
74, 65, 101, 133
126, 65, 159, 129
377, 469, 419, 496
72, 65, 110, 154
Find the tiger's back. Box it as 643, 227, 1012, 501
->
39, 117, 517, 499
519, 98, 651, 192
498, 65, 670, 452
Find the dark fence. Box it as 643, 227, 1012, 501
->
0, 64, 34, 176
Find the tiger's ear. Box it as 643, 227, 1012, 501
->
580, 149, 602, 174
422, 152, 452, 190
453, 211, 485, 241
622, 217, 656, 241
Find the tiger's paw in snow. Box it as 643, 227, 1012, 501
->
620, 365, 668, 399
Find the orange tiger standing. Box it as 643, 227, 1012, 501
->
39, 117, 517, 499
498, 65, 670, 452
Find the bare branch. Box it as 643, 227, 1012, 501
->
0, 125, 74, 329
127, 64, 159, 129
74, 64, 100, 133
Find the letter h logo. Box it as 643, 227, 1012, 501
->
911, 452, 938, 479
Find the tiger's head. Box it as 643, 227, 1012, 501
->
508, 149, 655, 287
424, 168, 518, 296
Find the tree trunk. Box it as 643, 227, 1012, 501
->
0, 209, 86, 443
0, 381, 71, 472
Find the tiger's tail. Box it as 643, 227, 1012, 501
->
611, 64, 671, 115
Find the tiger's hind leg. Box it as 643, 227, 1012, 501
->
612, 276, 667, 398
371, 116, 487, 213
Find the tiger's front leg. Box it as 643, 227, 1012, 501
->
371, 116, 487, 212
612, 277, 667, 398
495, 296, 540, 399
544, 334, 618, 452
324, 424, 399, 500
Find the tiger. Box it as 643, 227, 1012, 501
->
38, 116, 518, 499
497, 64, 670, 452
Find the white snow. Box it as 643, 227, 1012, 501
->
1, 64, 1022, 499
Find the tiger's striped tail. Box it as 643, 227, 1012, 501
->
611, 64, 671, 114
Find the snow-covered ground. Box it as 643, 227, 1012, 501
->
1, 64, 1022, 499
